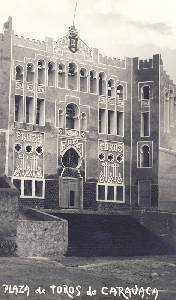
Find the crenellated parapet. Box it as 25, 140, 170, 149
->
99, 53, 126, 68
13, 34, 46, 51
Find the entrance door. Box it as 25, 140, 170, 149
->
60, 178, 81, 208
138, 180, 151, 208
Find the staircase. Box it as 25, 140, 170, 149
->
53, 213, 171, 257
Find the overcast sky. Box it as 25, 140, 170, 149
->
1, 0, 176, 80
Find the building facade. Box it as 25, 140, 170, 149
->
0, 17, 176, 212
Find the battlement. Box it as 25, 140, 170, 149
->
13, 34, 46, 51
99, 53, 126, 68
138, 58, 153, 69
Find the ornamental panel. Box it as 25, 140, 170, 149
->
13, 130, 44, 178
98, 140, 124, 184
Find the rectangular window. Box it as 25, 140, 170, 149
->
117, 111, 123, 136
36, 98, 45, 126
69, 191, 75, 207
98, 185, 105, 200
13, 179, 21, 194
35, 181, 43, 197
141, 112, 150, 137
15, 95, 23, 122
26, 97, 33, 124
108, 110, 115, 134
116, 186, 124, 201
24, 180, 32, 197
99, 109, 106, 133
107, 186, 114, 201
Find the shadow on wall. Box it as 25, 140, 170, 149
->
53, 213, 174, 257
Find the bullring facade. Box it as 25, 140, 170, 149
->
0, 17, 176, 212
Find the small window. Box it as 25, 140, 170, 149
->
68, 63, 77, 90
107, 186, 114, 201
35, 181, 43, 197
81, 112, 87, 131
90, 70, 97, 94
141, 112, 150, 137
15, 65, 23, 81
24, 180, 32, 197
58, 64, 65, 88
116, 85, 124, 100
70, 191, 75, 207
26, 63, 35, 83
98, 185, 105, 200
80, 68, 87, 92
48, 62, 55, 86
117, 111, 123, 136
116, 186, 123, 201
99, 109, 106, 133
108, 110, 115, 134
108, 79, 115, 97
15, 95, 23, 122
38, 60, 45, 84
99, 72, 106, 96
142, 85, 150, 100
26, 97, 33, 124
66, 103, 79, 130
36, 98, 45, 126
140, 145, 151, 168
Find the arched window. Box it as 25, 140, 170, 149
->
58, 63, 65, 88
108, 79, 115, 97
142, 85, 150, 100
140, 145, 150, 167
37, 60, 45, 84
68, 63, 77, 90
62, 148, 80, 168
81, 112, 87, 131
90, 70, 97, 94
99, 72, 106, 96
48, 62, 55, 86
26, 63, 35, 83
15, 65, 23, 81
66, 103, 79, 130
116, 85, 124, 100
80, 68, 87, 92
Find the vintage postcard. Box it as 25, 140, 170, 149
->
0, 0, 176, 299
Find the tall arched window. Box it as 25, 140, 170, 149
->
58, 63, 65, 88
48, 62, 55, 86
68, 63, 77, 90
66, 103, 79, 130
140, 145, 150, 167
80, 68, 87, 92
15, 65, 23, 81
26, 63, 35, 83
99, 72, 106, 96
116, 85, 124, 100
142, 85, 150, 100
37, 60, 45, 85
90, 70, 97, 94
108, 79, 115, 97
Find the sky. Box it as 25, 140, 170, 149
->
1, 0, 176, 80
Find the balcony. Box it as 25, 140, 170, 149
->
15, 80, 23, 90
37, 84, 45, 93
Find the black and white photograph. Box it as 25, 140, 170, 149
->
0, 0, 176, 299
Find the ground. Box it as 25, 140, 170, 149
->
0, 256, 176, 300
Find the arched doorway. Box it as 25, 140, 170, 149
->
59, 148, 83, 209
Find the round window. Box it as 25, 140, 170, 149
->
108, 153, 114, 162
25, 145, 33, 154
36, 146, 43, 155
99, 153, 105, 161
14, 143, 22, 153
116, 155, 123, 163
